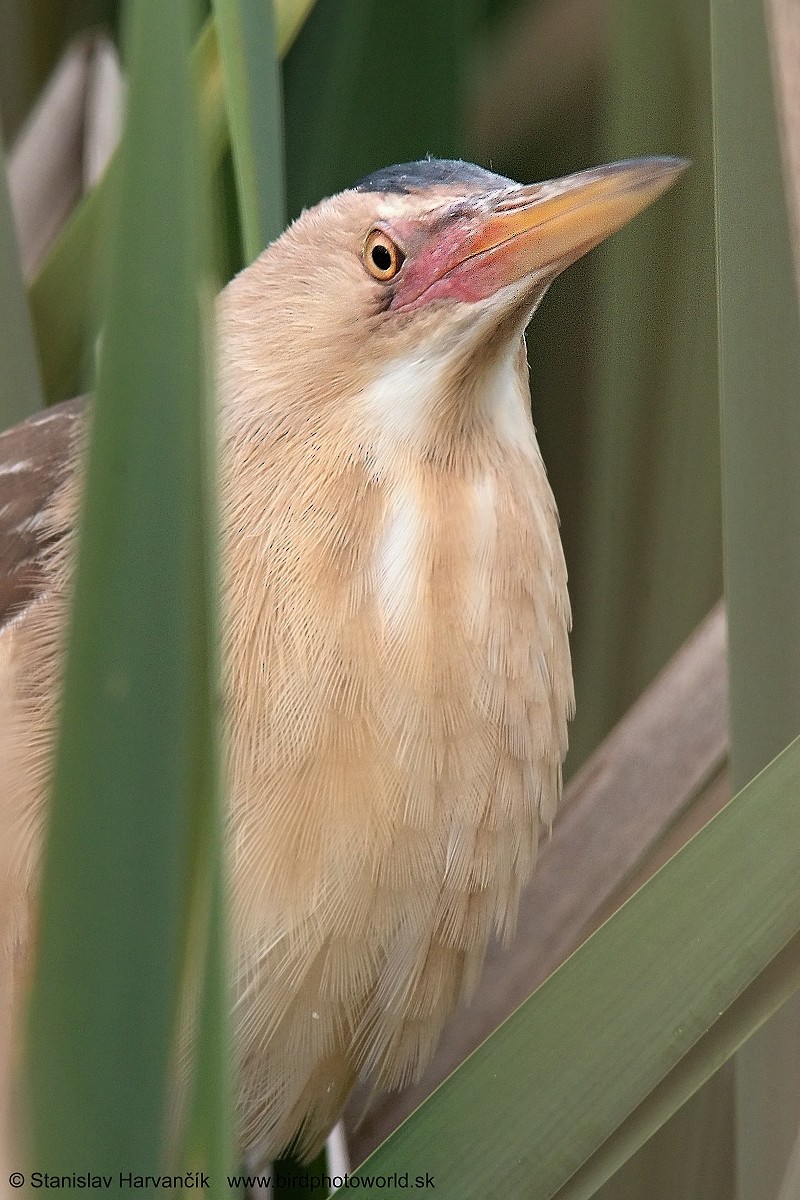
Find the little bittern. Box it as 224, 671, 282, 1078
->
0, 157, 685, 1163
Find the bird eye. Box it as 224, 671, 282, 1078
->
364, 229, 405, 281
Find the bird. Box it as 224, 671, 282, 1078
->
0, 155, 685, 1166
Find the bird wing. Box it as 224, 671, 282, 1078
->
0, 397, 84, 633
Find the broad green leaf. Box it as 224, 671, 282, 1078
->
24, 0, 228, 1182
344, 733, 800, 1199
213, 0, 285, 261
712, 0, 800, 1195
569, 0, 720, 772
275, 0, 319, 54
712, 0, 800, 809
777, 1123, 800, 1200
0, 124, 44, 424
555, 2, 727, 1194
556, 935, 800, 1199
183, 800, 235, 1198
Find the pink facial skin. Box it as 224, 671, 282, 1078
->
386, 207, 525, 313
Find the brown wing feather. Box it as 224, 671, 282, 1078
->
0, 398, 84, 630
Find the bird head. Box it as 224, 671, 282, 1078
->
219, 157, 686, 459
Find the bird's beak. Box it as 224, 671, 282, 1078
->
395, 157, 688, 311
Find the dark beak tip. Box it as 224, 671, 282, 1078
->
591, 155, 690, 206
621, 154, 691, 183
652, 154, 691, 178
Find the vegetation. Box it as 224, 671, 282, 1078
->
1, 0, 798, 1196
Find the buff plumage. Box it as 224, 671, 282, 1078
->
0, 156, 683, 1162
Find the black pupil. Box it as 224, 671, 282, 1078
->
372, 243, 393, 272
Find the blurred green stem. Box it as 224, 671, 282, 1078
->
0, 116, 44, 423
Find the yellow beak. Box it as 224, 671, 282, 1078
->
397, 157, 688, 310
468, 156, 688, 281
